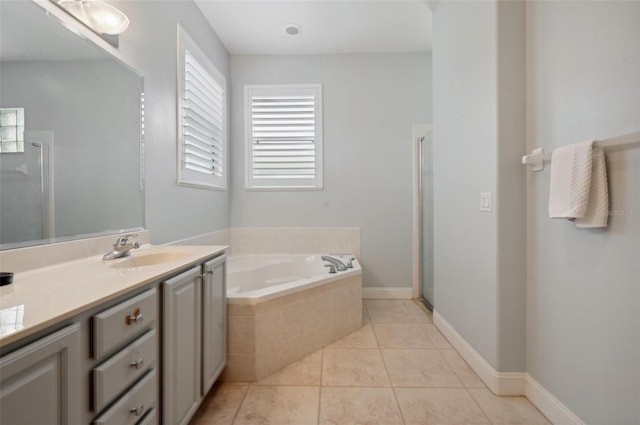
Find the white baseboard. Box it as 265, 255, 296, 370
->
526, 376, 586, 425
362, 287, 413, 299
433, 310, 585, 425
433, 310, 526, 396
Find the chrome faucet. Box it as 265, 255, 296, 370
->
324, 264, 337, 274
321, 255, 348, 272
103, 233, 140, 260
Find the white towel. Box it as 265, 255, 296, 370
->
576, 146, 609, 228
549, 141, 594, 219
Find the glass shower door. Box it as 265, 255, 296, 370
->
0, 141, 45, 246
420, 131, 434, 309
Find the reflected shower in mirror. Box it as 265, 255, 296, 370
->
0, 0, 144, 250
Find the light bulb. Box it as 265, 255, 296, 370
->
58, 0, 129, 35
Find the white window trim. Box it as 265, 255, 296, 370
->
176, 24, 227, 190
244, 84, 323, 191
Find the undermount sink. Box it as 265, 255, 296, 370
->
109, 252, 192, 269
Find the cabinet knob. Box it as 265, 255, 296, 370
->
130, 404, 144, 416
199, 270, 214, 279
126, 308, 144, 325
129, 358, 144, 370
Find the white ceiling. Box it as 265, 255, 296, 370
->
193, 1, 432, 55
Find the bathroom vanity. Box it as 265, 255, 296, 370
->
0, 1, 228, 423
0, 245, 227, 425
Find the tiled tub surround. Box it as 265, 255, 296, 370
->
229, 227, 361, 258
224, 255, 362, 381
163, 227, 360, 257
167, 228, 230, 247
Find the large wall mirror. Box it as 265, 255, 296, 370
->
0, 0, 144, 250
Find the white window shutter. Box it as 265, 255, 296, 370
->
177, 25, 227, 190
246, 84, 323, 190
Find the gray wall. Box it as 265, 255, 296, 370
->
434, 0, 639, 421
229, 53, 432, 289
112, 0, 231, 244
432, 0, 500, 368
433, 0, 527, 373
527, 1, 640, 423
495, 0, 527, 374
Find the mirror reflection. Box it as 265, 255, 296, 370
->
0, 0, 144, 250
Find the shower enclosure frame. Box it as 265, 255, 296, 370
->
25, 130, 55, 240
412, 124, 433, 309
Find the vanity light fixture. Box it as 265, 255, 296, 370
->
58, 0, 129, 35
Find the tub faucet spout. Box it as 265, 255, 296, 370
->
321, 256, 347, 272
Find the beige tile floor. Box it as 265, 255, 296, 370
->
191, 300, 551, 425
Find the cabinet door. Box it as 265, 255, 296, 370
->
163, 266, 201, 425
0, 324, 81, 425
201, 255, 227, 396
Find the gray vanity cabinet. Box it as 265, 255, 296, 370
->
162, 265, 202, 425
163, 254, 227, 425
0, 324, 81, 425
201, 255, 227, 395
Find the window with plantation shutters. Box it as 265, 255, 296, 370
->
245, 84, 323, 190
177, 25, 227, 190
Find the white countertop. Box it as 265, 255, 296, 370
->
0, 244, 227, 347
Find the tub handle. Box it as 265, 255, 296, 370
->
347, 257, 356, 268
324, 264, 337, 274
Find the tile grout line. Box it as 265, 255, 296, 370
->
317, 348, 325, 425
373, 315, 408, 425
437, 346, 487, 390
391, 386, 408, 425
415, 302, 492, 423
229, 384, 251, 425
465, 387, 495, 425
439, 349, 467, 385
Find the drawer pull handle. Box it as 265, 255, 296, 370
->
130, 404, 144, 416
129, 358, 144, 370
126, 308, 144, 325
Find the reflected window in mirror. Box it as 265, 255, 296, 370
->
0, 108, 25, 153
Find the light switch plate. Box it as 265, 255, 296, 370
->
480, 192, 492, 212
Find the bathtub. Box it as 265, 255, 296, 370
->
224, 254, 363, 381
226, 254, 362, 305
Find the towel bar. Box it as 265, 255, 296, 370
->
522, 131, 640, 172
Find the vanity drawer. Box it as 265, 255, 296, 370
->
93, 329, 157, 411
93, 369, 157, 425
93, 288, 157, 359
